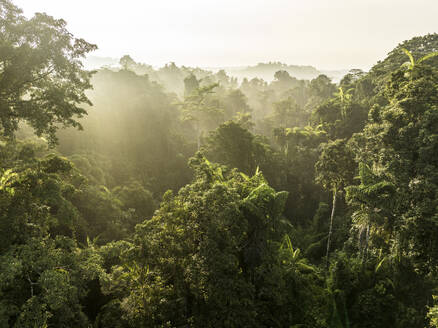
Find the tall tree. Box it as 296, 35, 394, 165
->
351, 62, 438, 274
0, 0, 97, 145
180, 84, 223, 150
315, 139, 355, 267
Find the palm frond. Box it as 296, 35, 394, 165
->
401, 48, 415, 69
418, 52, 438, 64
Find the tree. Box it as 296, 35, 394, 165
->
57, 66, 193, 195
222, 89, 251, 121
370, 34, 438, 84
0, 0, 97, 145
315, 139, 355, 268
270, 70, 299, 95
339, 69, 366, 90
0, 151, 107, 327
400, 48, 438, 71
109, 154, 325, 327
312, 97, 368, 140
119, 55, 136, 71
204, 121, 271, 175
351, 62, 438, 275
345, 163, 396, 259
0, 236, 104, 327
271, 126, 327, 226
183, 73, 200, 96
270, 97, 304, 128
0, 155, 82, 251
306, 74, 337, 111
180, 83, 223, 150
113, 181, 156, 228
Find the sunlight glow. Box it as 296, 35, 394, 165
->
13, 0, 438, 70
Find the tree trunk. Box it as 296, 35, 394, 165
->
196, 122, 201, 151
364, 223, 370, 261
326, 188, 337, 269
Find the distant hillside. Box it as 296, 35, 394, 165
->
210, 62, 349, 82
221, 62, 320, 81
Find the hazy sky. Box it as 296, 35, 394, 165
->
13, 0, 438, 70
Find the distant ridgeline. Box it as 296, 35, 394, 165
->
223, 62, 322, 81
84, 57, 348, 84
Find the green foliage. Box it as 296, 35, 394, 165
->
180, 83, 224, 149
315, 139, 356, 192
401, 48, 438, 70
113, 181, 156, 222
105, 154, 324, 327
270, 97, 307, 128
428, 296, 438, 328
184, 73, 200, 96
57, 68, 193, 195
204, 121, 272, 175
0, 155, 82, 251
353, 63, 438, 274
1, 4, 438, 325
306, 74, 337, 111
312, 97, 369, 140
0, 0, 96, 145
0, 236, 104, 327
326, 251, 432, 328
346, 164, 396, 256
222, 89, 252, 121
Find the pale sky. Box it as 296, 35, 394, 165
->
13, 0, 438, 70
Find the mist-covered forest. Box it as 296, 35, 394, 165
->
1, 0, 438, 327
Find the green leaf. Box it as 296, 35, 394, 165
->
375, 257, 386, 273
401, 48, 415, 69
418, 52, 438, 64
